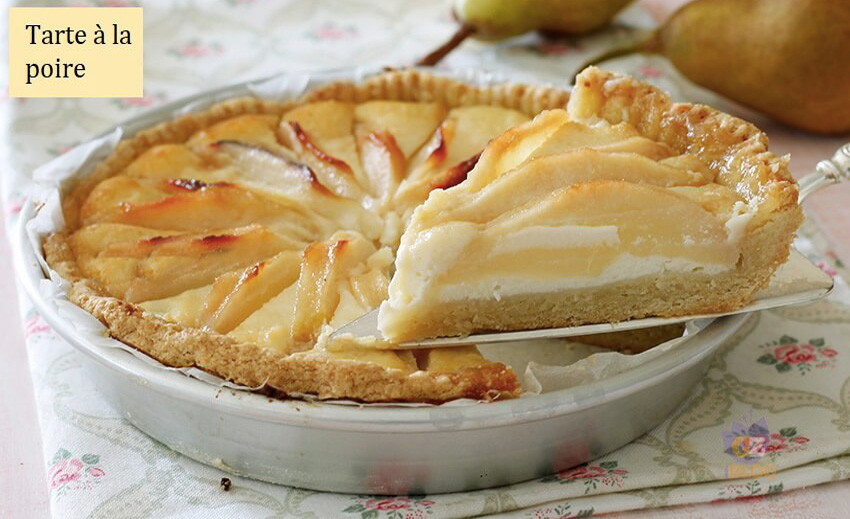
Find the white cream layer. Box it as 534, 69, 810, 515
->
380, 219, 737, 334
490, 225, 620, 256
436, 254, 731, 303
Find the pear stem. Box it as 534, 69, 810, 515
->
416, 24, 476, 67
571, 30, 661, 83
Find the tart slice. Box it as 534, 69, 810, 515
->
378, 67, 802, 341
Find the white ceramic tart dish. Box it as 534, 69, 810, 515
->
37, 67, 801, 404
17, 202, 751, 492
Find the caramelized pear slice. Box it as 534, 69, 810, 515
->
96, 225, 296, 302
347, 267, 390, 310
211, 141, 382, 240
80, 176, 172, 225
279, 101, 367, 200
123, 144, 211, 180
99, 179, 319, 241
138, 284, 213, 328
395, 105, 529, 210
187, 114, 281, 151
465, 112, 674, 189
525, 122, 669, 161
463, 109, 571, 190
419, 149, 713, 227
199, 250, 303, 334
354, 101, 447, 159
473, 181, 740, 274
228, 283, 300, 353
290, 234, 376, 348
69, 223, 179, 285
413, 346, 491, 373
210, 140, 327, 195
354, 127, 405, 207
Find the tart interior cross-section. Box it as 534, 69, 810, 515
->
44, 68, 801, 402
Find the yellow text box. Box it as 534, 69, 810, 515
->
9, 7, 143, 98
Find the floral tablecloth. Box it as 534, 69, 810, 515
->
3, 1, 850, 518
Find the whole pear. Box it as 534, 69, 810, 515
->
536, 0, 636, 35
452, 0, 539, 40
582, 0, 850, 134
419, 0, 634, 65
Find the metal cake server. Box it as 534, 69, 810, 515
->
333, 143, 849, 349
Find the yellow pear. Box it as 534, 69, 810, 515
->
580, 0, 850, 134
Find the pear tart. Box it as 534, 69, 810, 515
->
44, 68, 799, 402
44, 69, 584, 403
379, 67, 802, 341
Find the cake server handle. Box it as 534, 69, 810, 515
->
797, 143, 850, 203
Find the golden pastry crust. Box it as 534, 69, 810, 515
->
45, 70, 574, 403
570, 67, 799, 221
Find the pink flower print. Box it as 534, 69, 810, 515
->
546, 461, 628, 493
814, 260, 838, 277
365, 497, 412, 511
25, 314, 51, 338
47, 449, 105, 497
119, 97, 155, 108
87, 467, 105, 478
170, 39, 223, 59
307, 23, 358, 41
634, 65, 663, 79
48, 458, 83, 489
47, 142, 80, 157
535, 40, 581, 56
759, 336, 836, 374
346, 495, 434, 517
774, 344, 799, 363
787, 351, 816, 364
557, 465, 606, 481
113, 93, 167, 110
764, 433, 788, 452
5, 197, 24, 216
758, 427, 811, 458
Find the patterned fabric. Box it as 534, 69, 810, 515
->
2, 1, 849, 517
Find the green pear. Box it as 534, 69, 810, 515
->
580, 0, 850, 134
453, 0, 539, 40
418, 0, 634, 65
535, 0, 636, 35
